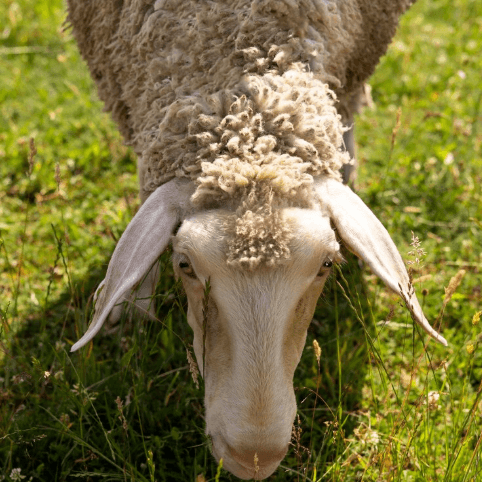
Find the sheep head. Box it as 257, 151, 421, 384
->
71, 176, 446, 480
173, 206, 340, 479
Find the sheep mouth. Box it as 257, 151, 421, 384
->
210, 432, 288, 480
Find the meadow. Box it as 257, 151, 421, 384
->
1, 0, 481, 480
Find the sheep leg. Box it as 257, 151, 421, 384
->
342, 118, 357, 186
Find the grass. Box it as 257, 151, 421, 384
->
1, 0, 481, 480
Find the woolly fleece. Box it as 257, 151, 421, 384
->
67, 0, 414, 267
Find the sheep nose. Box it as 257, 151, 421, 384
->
227, 442, 289, 474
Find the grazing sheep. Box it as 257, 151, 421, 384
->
67, 1, 447, 479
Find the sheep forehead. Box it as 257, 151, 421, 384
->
172, 207, 339, 276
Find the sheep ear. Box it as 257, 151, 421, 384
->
71, 179, 194, 352
314, 177, 447, 347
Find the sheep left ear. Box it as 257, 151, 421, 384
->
314, 177, 447, 346
71, 179, 194, 352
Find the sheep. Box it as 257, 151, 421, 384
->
66, 1, 447, 479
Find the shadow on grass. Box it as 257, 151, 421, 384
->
0, 249, 373, 481
286, 251, 372, 479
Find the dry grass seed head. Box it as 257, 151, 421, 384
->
313, 339, 321, 364
253, 452, 259, 474
115, 395, 128, 432
407, 231, 427, 269
443, 269, 466, 308
472, 311, 481, 325
186, 345, 200, 389
290, 414, 310, 461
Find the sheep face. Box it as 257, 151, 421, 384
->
172, 207, 341, 479
71, 178, 446, 480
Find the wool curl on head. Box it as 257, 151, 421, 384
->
141, 69, 350, 269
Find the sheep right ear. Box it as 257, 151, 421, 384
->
314, 176, 447, 347
71, 179, 194, 352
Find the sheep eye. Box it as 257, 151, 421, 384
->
178, 259, 195, 277
317, 259, 333, 277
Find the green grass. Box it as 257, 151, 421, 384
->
1, 0, 481, 480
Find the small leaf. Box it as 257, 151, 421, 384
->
121, 342, 137, 368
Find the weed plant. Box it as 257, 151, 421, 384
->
1, 0, 481, 480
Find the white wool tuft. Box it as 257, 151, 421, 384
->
139, 68, 349, 268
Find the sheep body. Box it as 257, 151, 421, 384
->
67, 0, 414, 145
67, 0, 414, 267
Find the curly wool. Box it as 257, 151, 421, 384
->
140, 69, 349, 267
143, 70, 349, 200
67, 0, 414, 144
67, 0, 415, 268
227, 187, 294, 268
